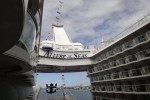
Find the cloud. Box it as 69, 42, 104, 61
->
41, 0, 150, 45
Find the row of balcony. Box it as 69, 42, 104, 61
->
91, 66, 150, 82
94, 96, 125, 100
92, 84, 150, 93
95, 31, 150, 63
89, 48, 150, 74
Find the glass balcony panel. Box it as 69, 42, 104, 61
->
96, 77, 99, 81
115, 46, 123, 53
96, 86, 99, 91
114, 48, 118, 54
121, 86, 125, 91
129, 69, 142, 76
94, 77, 97, 81
101, 86, 105, 91
95, 96, 101, 100
103, 64, 109, 70
121, 58, 126, 64
98, 76, 103, 81
119, 71, 129, 78
92, 77, 95, 81
95, 86, 99, 91
94, 67, 98, 72
98, 97, 101, 100
92, 68, 95, 72
124, 40, 134, 49
132, 54, 138, 61
92, 86, 95, 91
116, 58, 126, 65
102, 65, 106, 70
137, 51, 145, 59
111, 73, 119, 79
97, 66, 103, 71
127, 55, 137, 62
116, 60, 120, 65
91, 78, 93, 82
145, 84, 150, 92
97, 76, 101, 81
108, 50, 114, 56
89, 69, 93, 73
93, 96, 96, 100
95, 77, 98, 81
102, 98, 107, 100
95, 56, 101, 61
106, 52, 110, 58
106, 64, 110, 69
146, 31, 150, 38
106, 86, 113, 91
135, 34, 147, 44
135, 84, 146, 92
123, 85, 134, 92
110, 61, 117, 67
100, 54, 106, 60
128, 70, 136, 77
103, 54, 107, 59
143, 49, 150, 57
109, 62, 113, 67
106, 74, 111, 80
141, 66, 150, 75
115, 85, 122, 91
125, 57, 129, 63
104, 75, 107, 80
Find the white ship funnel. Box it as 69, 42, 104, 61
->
52, 24, 72, 45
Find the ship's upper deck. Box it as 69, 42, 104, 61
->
38, 13, 150, 73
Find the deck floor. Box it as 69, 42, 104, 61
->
37, 89, 70, 100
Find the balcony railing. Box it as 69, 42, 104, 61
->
92, 84, 150, 93
89, 48, 150, 74
91, 66, 150, 82
95, 30, 150, 63
94, 13, 150, 54
94, 96, 126, 100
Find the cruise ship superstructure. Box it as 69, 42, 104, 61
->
38, 24, 94, 73
88, 14, 150, 100
1, 1, 150, 100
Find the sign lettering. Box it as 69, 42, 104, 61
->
44, 52, 88, 59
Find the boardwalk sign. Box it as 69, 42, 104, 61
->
44, 52, 88, 59
48, 53, 87, 59
40, 50, 90, 59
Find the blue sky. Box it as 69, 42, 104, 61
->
37, 0, 150, 87
36, 72, 90, 87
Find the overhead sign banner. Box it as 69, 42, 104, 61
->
44, 52, 88, 59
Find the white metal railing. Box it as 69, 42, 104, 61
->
89, 48, 150, 74
91, 66, 150, 82
92, 84, 150, 93
93, 13, 150, 53
95, 31, 150, 62
94, 96, 126, 100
